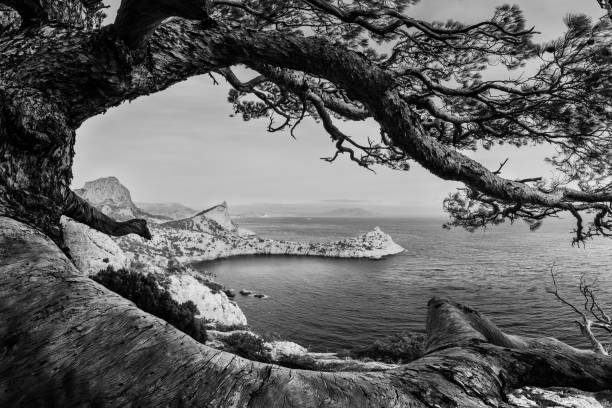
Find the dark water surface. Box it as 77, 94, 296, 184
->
193, 217, 612, 352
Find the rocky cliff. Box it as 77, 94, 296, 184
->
62, 216, 247, 327
74, 177, 170, 223
74, 177, 139, 220
62, 216, 130, 273
118, 215, 403, 272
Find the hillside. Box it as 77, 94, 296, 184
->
74, 177, 170, 222
136, 201, 198, 220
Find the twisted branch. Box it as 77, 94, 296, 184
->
62, 190, 151, 240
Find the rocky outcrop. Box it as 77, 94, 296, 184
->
62, 218, 247, 327
507, 387, 612, 407
61, 216, 129, 273
74, 177, 139, 220
197, 202, 238, 232
167, 274, 247, 327
119, 215, 404, 270
264, 340, 308, 361
74, 177, 170, 223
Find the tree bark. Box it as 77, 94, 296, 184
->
0, 84, 75, 244
1, 216, 611, 407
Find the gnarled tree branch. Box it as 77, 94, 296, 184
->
62, 190, 151, 240
114, 0, 208, 48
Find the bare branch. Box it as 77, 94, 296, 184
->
547, 265, 610, 355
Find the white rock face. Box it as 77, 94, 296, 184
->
63, 217, 247, 327
75, 177, 135, 210
264, 341, 308, 361
507, 387, 610, 408
197, 202, 236, 231
167, 274, 247, 327
61, 217, 129, 275
74, 177, 146, 221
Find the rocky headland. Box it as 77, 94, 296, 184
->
66, 177, 404, 275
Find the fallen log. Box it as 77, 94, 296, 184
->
1, 216, 611, 407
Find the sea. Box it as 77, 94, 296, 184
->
193, 217, 612, 352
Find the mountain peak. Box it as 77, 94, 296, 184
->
76, 177, 136, 209
196, 202, 235, 231
200, 201, 228, 214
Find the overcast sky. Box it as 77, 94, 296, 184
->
72, 0, 605, 213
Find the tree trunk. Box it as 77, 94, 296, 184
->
1, 216, 611, 407
0, 85, 75, 244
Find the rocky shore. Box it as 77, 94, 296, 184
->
118, 215, 405, 270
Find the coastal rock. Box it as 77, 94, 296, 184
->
61, 216, 129, 274
506, 387, 612, 407
197, 202, 237, 232
264, 341, 307, 361
306, 352, 400, 372
167, 274, 247, 327
118, 213, 404, 265
63, 217, 247, 327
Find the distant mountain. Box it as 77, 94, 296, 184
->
136, 202, 198, 220
197, 202, 236, 231
163, 201, 255, 237
318, 208, 376, 217
74, 176, 159, 221
75, 176, 134, 210
229, 202, 435, 218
